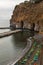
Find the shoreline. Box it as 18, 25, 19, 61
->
10, 37, 33, 65
11, 34, 43, 65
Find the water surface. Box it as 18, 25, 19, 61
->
0, 31, 31, 65
0, 0, 30, 64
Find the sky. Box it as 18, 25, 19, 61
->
0, 0, 28, 27
0, 0, 26, 19
0, 0, 29, 27
0, 0, 26, 9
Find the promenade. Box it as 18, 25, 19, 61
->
0, 30, 21, 38
25, 33, 43, 65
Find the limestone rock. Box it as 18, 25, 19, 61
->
10, 0, 43, 31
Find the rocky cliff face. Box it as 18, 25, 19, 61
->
10, 0, 43, 31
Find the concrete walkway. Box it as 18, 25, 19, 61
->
34, 33, 43, 45
0, 30, 21, 38
25, 33, 43, 65
0, 27, 10, 29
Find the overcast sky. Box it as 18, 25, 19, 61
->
0, 0, 29, 27
0, 0, 27, 8
0, 0, 29, 22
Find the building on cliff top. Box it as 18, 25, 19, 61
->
10, 0, 43, 32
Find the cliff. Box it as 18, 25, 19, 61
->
10, 0, 43, 31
